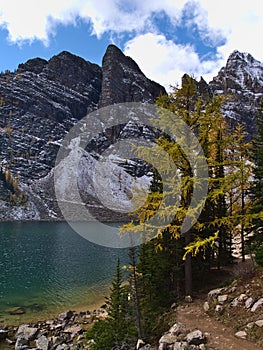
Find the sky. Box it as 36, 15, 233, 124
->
0, 0, 262, 89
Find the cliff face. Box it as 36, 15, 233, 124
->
0, 46, 262, 220
99, 45, 165, 107
209, 50, 263, 135
0, 45, 166, 220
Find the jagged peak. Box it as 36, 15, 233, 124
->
17, 57, 48, 74
227, 50, 261, 67
103, 44, 144, 76
49, 50, 89, 65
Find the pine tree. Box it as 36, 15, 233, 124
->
249, 106, 263, 264
121, 75, 255, 298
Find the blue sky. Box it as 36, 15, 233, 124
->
0, 0, 262, 88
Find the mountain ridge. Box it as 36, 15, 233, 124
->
0, 45, 262, 220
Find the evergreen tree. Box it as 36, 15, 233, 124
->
87, 259, 136, 349
122, 75, 254, 299
249, 106, 263, 263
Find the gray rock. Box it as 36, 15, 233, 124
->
15, 324, 38, 341
186, 330, 205, 345
208, 288, 224, 300
15, 337, 29, 350
136, 339, 145, 349
234, 331, 247, 339
215, 305, 223, 313
36, 335, 49, 350
255, 319, 263, 327
58, 310, 73, 320
168, 322, 186, 336
173, 341, 189, 349
251, 298, 263, 312
238, 293, 247, 301
245, 297, 254, 309
55, 344, 70, 350
63, 325, 82, 338
230, 297, 239, 307
159, 333, 178, 345
246, 322, 254, 329
218, 294, 228, 304
203, 301, 209, 312
140, 345, 152, 350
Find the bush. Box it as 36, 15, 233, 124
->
255, 244, 263, 266
86, 319, 115, 350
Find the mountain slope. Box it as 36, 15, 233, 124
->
0, 47, 263, 220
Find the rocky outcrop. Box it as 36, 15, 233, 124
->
99, 45, 166, 107
209, 50, 263, 135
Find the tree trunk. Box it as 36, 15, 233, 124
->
184, 231, 193, 296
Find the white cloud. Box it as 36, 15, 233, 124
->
124, 33, 224, 89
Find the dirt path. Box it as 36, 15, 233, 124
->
176, 301, 262, 350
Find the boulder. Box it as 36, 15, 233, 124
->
234, 331, 247, 339
58, 310, 74, 320
255, 320, 263, 327
245, 297, 254, 309
159, 333, 178, 345
230, 298, 239, 307
173, 341, 189, 349
15, 324, 38, 341
203, 301, 209, 312
168, 323, 186, 336
218, 294, 228, 304
215, 305, 223, 313
186, 330, 205, 345
238, 293, 247, 301
251, 298, 263, 312
208, 288, 224, 301
15, 337, 29, 350
36, 335, 49, 350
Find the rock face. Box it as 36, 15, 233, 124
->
209, 50, 263, 135
0, 47, 263, 220
99, 45, 165, 107
0, 45, 165, 220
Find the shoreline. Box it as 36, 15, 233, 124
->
0, 289, 110, 327
0, 306, 109, 349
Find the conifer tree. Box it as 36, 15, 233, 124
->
121, 75, 255, 298
249, 106, 263, 263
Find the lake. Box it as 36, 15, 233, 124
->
0, 221, 129, 325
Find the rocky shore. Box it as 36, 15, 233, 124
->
0, 308, 108, 350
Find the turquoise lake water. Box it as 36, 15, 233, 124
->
0, 221, 129, 325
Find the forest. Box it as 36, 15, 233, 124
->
85, 75, 263, 349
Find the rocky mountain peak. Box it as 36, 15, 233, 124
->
99, 44, 166, 107
17, 57, 48, 74
209, 51, 263, 134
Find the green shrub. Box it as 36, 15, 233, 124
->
255, 244, 263, 266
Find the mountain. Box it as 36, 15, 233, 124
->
0, 46, 262, 220
0, 45, 165, 220
209, 50, 263, 135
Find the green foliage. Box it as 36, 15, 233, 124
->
86, 259, 137, 349
249, 106, 263, 252
86, 319, 115, 350
254, 244, 263, 266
